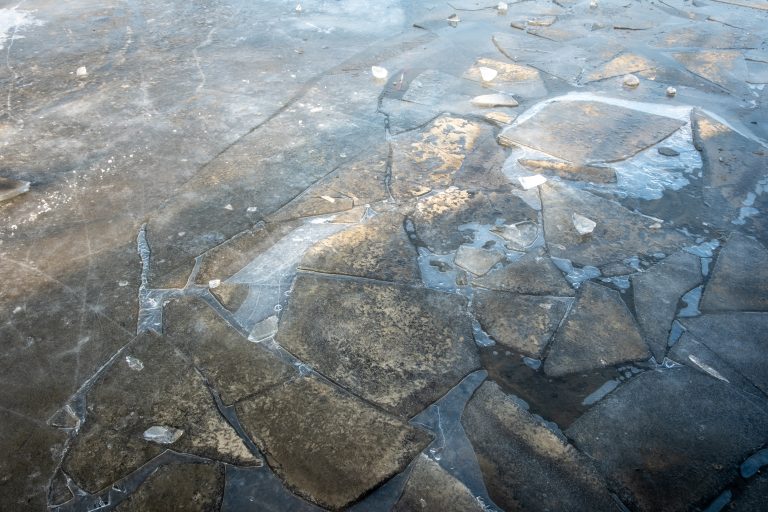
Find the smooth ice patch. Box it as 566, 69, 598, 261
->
0, 8, 42, 50
501, 93, 768, 200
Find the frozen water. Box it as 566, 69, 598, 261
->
678, 286, 702, 318
472, 319, 496, 348
470, 93, 518, 108
125, 356, 144, 371
142, 426, 184, 444
518, 174, 547, 190
247, 315, 279, 343
582, 380, 620, 406
492, 221, 539, 251
551, 257, 600, 287
685, 239, 720, 258
371, 66, 388, 79
741, 448, 768, 478
572, 213, 596, 235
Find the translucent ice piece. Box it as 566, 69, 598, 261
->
125, 356, 144, 371
479, 67, 498, 82
493, 221, 538, 250
572, 213, 596, 235
371, 66, 388, 79
454, 245, 504, 276
518, 174, 547, 190
470, 93, 518, 108
143, 426, 184, 444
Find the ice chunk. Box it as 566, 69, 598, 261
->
143, 425, 184, 444
741, 448, 768, 478
248, 315, 279, 343
493, 221, 538, 250
208, 279, 221, 289
666, 86, 677, 97
0, 177, 30, 202
572, 213, 596, 235
657, 147, 679, 156
454, 245, 504, 276
497, 2, 509, 13
470, 93, 518, 108
125, 356, 144, 371
582, 380, 620, 406
688, 355, 729, 383
479, 67, 498, 82
371, 66, 388, 79
623, 74, 640, 87
76, 66, 87, 77
518, 174, 547, 190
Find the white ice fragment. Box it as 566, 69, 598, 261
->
522, 356, 541, 370
479, 67, 498, 82
208, 279, 221, 289
454, 245, 504, 276
589, 0, 598, 8
518, 174, 547, 190
688, 355, 729, 383
248, 315, 279, 343
224, 203, 233, 210
118, 280, 129, 287
320, 195, 336, 203
295, 3, 302, 13
666, 86, 677, 97
447, 13, 460, 23
497, 2, 509, 13
246, 206, 258, 212
622, 74, 640, 88
371, 66, 388, 79
470, 93, 518, 108
125, 355, 144, 371
143, 425, 184, 444
582, 380, 619, 406
572, 213, 597, 235
76, 66, 87, 77
494, 221, 538, 250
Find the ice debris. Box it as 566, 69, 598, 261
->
371, 66, 388, 79
454, 245, 504, 276
623, 74, 640, 88
143, 426, 184, 444
572, 213, 597, 235
470, 93, 518, 108
125, 356, 144, 371
0, 177, 30, 202
518, 174, 547, 190
493, 221, 538, 251
479, 67, 498, 82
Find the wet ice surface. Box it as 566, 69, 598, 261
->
3, 0, 768, 510
410, 371, 502, 512
502, 94, 705, 200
